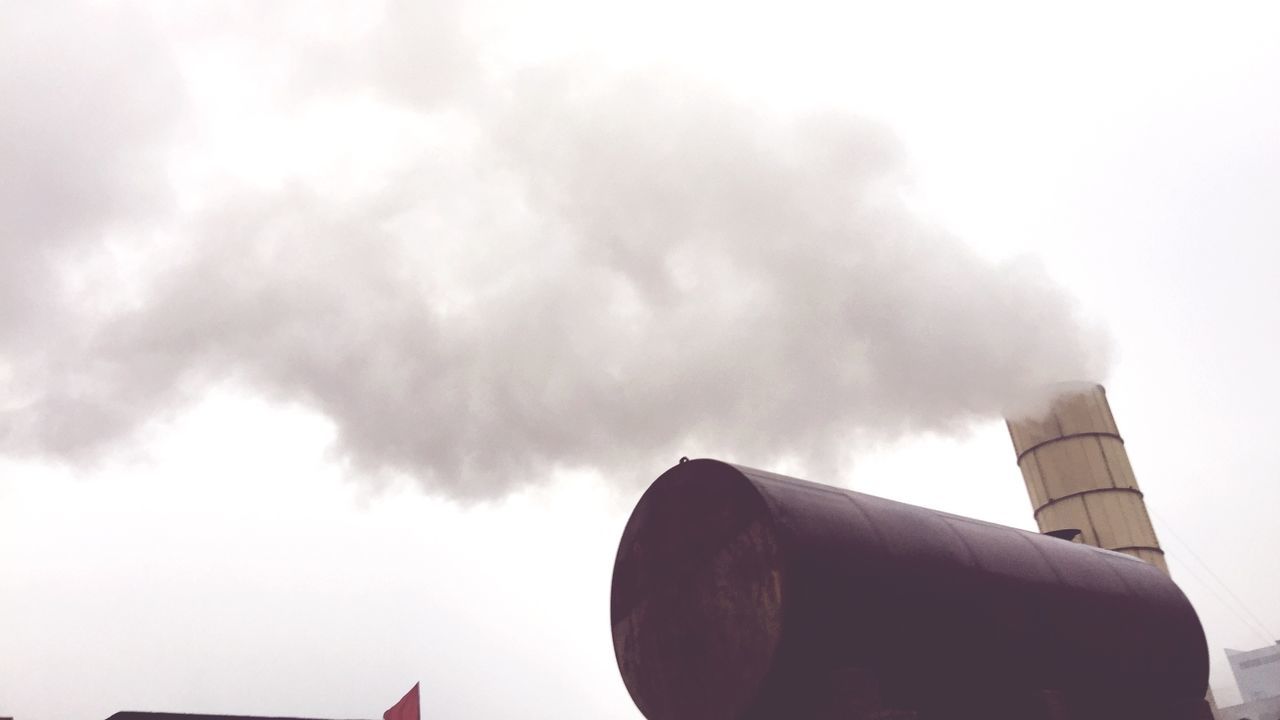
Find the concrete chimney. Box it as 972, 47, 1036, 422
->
1005, 383, 1168, 574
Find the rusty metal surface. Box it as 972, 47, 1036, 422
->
611, 459, 1210, 720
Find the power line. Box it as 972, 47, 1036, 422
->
1167, 553, 1273, 646
1151, 506, 1277, 643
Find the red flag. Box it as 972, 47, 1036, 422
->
383, 682, 420, 720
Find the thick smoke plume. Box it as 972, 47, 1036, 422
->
1, 1, 1110, 498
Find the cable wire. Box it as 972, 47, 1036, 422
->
1150, 506, 1277, 643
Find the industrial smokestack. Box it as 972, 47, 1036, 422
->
1005, 384, 1168, 574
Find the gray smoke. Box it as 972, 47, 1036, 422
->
1, 1, 1110, 498
0, 2, 181, 347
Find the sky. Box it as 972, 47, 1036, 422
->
1, 0, 1278, 717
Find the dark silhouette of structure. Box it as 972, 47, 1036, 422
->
104, 707, 371, 712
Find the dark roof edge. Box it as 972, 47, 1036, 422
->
106, 707, 373, 712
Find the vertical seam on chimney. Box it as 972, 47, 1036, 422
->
1096, 435, 1118, 489
1080, 493, 1101, 547
1032, 450, 1051, 503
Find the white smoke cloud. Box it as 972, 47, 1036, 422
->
0, 1, 182, 346
0, 0, 1111, 498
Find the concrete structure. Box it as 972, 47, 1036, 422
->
1006, 384, 1168, 573
1228, 644, 1280, 703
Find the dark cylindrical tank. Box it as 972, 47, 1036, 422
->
610, 459, 1210, 720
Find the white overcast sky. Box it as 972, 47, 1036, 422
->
2, 1, 1279, 718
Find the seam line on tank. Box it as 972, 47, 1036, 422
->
841, 493, 891, 554
1023, 531, 1068, 586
